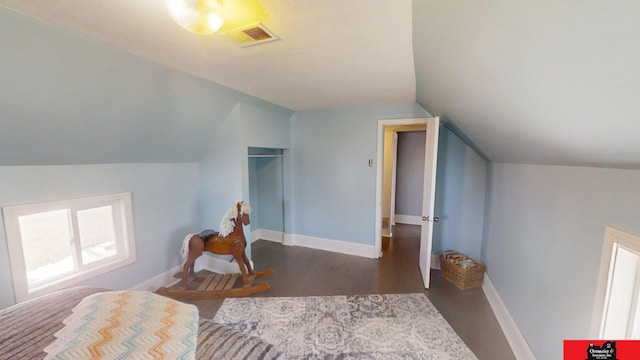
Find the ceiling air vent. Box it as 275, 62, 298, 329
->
222, 23, 279, 47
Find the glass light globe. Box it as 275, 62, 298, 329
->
166, 0, 224, 35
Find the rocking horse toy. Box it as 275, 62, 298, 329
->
157, 201, 273, 299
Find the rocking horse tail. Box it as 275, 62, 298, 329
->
180, 233, 197, 260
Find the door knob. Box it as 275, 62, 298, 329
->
422, 216, 440, 222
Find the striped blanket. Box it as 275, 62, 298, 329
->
44, 291, 198, 360
1, 287, 285, 360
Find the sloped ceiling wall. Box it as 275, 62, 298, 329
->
413, 0, 640, 168
0, 0, 416, 112
0, 7, 290, 165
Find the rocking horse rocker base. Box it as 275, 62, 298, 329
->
157, 269, 273, 300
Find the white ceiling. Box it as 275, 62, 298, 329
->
0, 0, 415, 111
2, 0, 640, 168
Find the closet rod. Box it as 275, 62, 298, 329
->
248, 154, 284, 158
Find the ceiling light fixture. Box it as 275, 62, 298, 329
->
166, 0, 225, 35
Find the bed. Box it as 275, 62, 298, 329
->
0, 286, 285, 360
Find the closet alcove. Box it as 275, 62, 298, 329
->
247, 147, 285, 243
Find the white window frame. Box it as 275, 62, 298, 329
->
3, 192, 136, 303
591, 226, 640, 338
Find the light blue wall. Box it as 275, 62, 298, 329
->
395, 131, 425, 216
0, 3, 492, 312
200, 103, 291, 259
200, 105, 244, 230
248, 155, 285, 232
255, 157, 284, 232
290, 103, 429, 244
484, 163, 640, 360
248, 158, 261, 228
0, 163, 199, 308
0, 7, 293, 304
0, 6, 284, 166
238, 104, 291, 237
433, 126, 487, 258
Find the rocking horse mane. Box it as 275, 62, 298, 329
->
180, 233, 195, 260
218, 202, 252, 237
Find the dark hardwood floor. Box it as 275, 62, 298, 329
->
177, 224, 515, 360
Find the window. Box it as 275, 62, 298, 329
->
592, 226, 640, 338
3, 192, 136, 302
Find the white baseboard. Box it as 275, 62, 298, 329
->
283, 233, 295, 246
130, 265, 182, 291
395, 214, 422, 225
284, 233, 377, 259
482, 274, 536, 360
251, 228, 284, 244
196, 252, 255, 274
431, 254, 440, 269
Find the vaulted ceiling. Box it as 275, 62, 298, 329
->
1, 0, 639, 168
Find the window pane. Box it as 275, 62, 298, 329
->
632, 286, 640, 339
77, 206, 117, 264
603, 246, 639, 339
4, 192, 135, 302
18, 209, 74, 286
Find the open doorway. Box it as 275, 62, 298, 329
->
381, 126, 427, 238
375, 117, 440, 288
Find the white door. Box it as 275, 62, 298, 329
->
418, 117, 440, 289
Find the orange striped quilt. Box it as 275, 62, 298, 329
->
44, 291, 198, 360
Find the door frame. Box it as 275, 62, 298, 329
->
419, 116, 440, 289
389, 131, 398, 230
374, 118, 436, 258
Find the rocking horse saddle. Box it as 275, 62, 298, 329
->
198, 229, 219, 242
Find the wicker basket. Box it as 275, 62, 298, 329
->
439, 254, 486, 290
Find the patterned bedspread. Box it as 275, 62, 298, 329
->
44, 291, 198, 360
0, 287, 285, 360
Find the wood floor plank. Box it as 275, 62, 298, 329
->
167, 224, 515, 360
